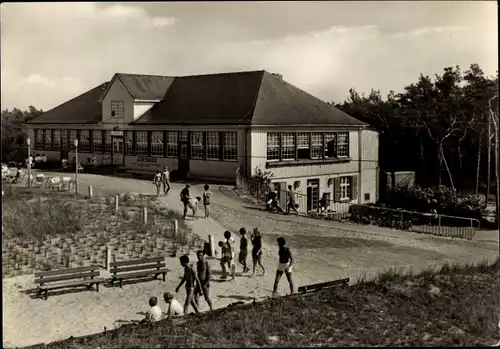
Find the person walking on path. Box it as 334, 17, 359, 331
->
161, 166, 171, 195
153, 170, 163, 197
286, 185, 299, 215
180, 184, 190, 219
175, 255, 202, 314
250, 227, 265, 276
272, 237, 294, 297
194, 250, 213, 311
238, 228, 250, 273
219, 231, 236, 280
202, 184, 212, 218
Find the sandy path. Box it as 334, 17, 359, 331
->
3, 172, 498, 347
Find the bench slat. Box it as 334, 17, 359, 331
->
112, 262, 166, 275
35, 271, 100, 284
34, 265, 99, 278
298, 278, 350, 293
110, 257, 165, 268
38, 278, 103, 290
112, 268, 170, 280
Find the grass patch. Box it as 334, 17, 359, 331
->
32, 259, 500, 348
1, 185, 200, 277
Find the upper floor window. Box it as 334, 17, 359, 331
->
223, 132, 237, 161
337, 132, 349, 157
297, 133, 309, 159
267, 133, 280, 161
191, 131, 204, 159
110, 100, 124, 119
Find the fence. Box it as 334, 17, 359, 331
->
235, 168, 480, 240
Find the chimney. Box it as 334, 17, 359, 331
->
271, 73, 283, 80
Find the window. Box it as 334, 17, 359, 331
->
191, 131, 205, 159
53, 130, 61, 150
35, 129, 44, 150
166, 132, 178, 157
135, 131, 148, 156
61, 130, 68, 149
125, 131, 133, 155
223, 132, 237, 161
324, 132, 337, 158
311, 133, 322, 159
151, 131, 164, 157
206, 132, 220, 160
297, 133, 309, 159
110, 100, 124, 119
337, 132, 349, 157
69, 130, 77, 150
179, 131, 188, 142
79, 130, 90, 153
282, 133, 295, 160
104, 131, 112, 153
340, 176, 351, 201
267, 133, 280, 160
92, 131, 103, 153
44, 130, 52, 150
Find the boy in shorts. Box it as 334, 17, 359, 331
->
195, 250, 213, 310
175, 255, 202, 314
272, 237, 294, 297
238, 228, 250, 273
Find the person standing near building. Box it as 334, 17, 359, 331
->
203, 184, 212, 218
162, 166, 171, 195
180, 184, 190, 219
153, 170, 162, 197
286, 185, 299, 215
272, 237, 294, 297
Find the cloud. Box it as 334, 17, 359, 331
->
391, 26, 467, 39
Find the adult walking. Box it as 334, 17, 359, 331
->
153, 169, 163, 197
219, 230, 235, 280
180, 184, 190, 219
250, 227, 265, 276
175, 255, 201, 314
272, 237, 294, 297
194, 250, 213, 310
161, 166, 171, 195
286, 185, 299, 215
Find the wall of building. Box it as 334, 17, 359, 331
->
101, 78, 134, 125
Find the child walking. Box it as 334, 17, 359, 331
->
203, 184, 212, 218
175, 255, 202, 314
251, 227, 265, 276
272, 237, 294, 297
153, 170, 162, 197
238, 228, 250, 273
195, 250, 213, 310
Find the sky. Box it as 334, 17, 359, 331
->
1, 1, 498, 111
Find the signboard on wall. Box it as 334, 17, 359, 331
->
127, 156, 175, 171
110, 131, 124, 137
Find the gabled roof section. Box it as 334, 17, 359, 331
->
98, 73, 175, 102
26, 82, 109, 124
132, 71, 264, 125
251, 72, 367, 126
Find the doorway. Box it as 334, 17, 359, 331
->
111, 137, 124, 166
306, 179, 319, 212
178, 131, 190, 179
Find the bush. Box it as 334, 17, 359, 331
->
379, 185, 486, 222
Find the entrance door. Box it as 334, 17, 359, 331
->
111, 137, 124, 166
306, 179, 319, 212
178, 131, 190, 179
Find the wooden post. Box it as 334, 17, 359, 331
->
88, 185, 93, 198
209, 234, 215, 257
106, 245, 111, 271
143, 207, 148, 225
115, 195, 119, 213
173, 219, 178, 236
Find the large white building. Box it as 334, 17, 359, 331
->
25, 70, 379, 210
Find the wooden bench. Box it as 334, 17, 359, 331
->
34, 265, 103, 300
298, 277, 350, 294
109, 257, 170, 288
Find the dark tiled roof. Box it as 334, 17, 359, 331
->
132, 71, 264, 125
116, 73, 175, 101
132, 70, 366, 126
26, 82, 109, 124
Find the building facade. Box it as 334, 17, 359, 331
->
25, 70, 379, 208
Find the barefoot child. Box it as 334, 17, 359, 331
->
139, 296, 162, 324
238, 228, 250, 273
175, 255, 202, 314
219, 231, 235, 279
251, 227, 265, 276
163, 292, 184, 319
202, 184, 212, 218
195, 250, 213, 310
272, 237, 294, 297
153, 170, 162, 197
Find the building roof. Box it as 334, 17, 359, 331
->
26, 82, 109, 124
115, 73, 175, 101
132, 71, 367, 126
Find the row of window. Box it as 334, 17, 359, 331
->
267, 132, 349, 161
33, 129, 238, 161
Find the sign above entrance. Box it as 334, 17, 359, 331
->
111, 131, 124, 137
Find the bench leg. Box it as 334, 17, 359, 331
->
44, 290, 48, 300
119, 279, 123, 288
96, 282, 100, 293
162, 272, 166, 282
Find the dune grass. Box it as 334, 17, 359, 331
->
28, 258, 500, 348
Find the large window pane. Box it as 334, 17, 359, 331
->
35, 129, 44, 150
166, 132, 178, 157
297, 133, 309, 159
135, 131, 148, 156
104, 131, 112, 153
311, 133, 322, 159
53, 130, 61, 150
191, 131, 204, 159
151, 131, 164, 157
337, 132, 349, 157
267, 133, 280, 160
69, 130, 77, 150
79, 130, 90, 153
282, 133, 295, 160
92, 130, 103, 153
324, 132, 336, 158
206, 131, 220, 160
223, 132, 237, 161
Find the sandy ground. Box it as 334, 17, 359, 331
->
3, 172, 499, 348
